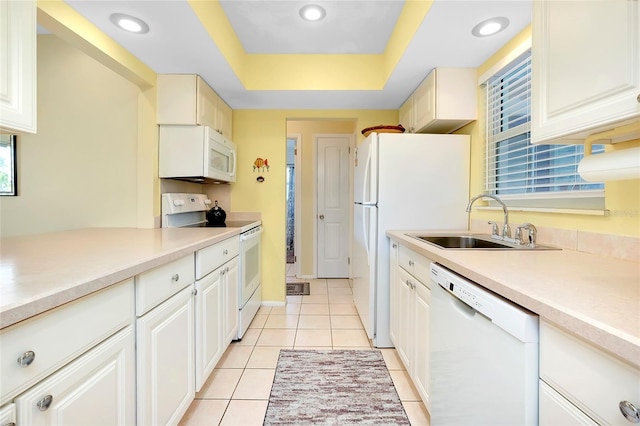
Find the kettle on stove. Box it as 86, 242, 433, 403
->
206, 200, 227, 227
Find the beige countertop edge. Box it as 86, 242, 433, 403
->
0, 228, 244, 329
387, 230, 640, 370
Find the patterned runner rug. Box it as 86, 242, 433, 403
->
264, 350, 410, 425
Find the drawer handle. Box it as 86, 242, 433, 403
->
620, 401, 640, 423
408, 260, 414, 266
171, 274, 180, 282
37, 395, 53, 411
17, 350, 36, 367
223, 249, 229, 255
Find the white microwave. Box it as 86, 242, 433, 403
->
159, 125, 237, 183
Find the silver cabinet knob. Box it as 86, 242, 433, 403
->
192, 288, 198, 296
223, 249, 228, 255
319, 214, 325, 220
392, 243, 397, 248
37, 395, 53, 411
171, 274, 180, 282
17, 350, 35, 367
620, 401, 640, 423
408, 260, 414, 267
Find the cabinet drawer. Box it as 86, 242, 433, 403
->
136, 254, 194, 316
398, 245, 431, 286
0, 279, 133, 405
196, 236, 239, 280
540, 320, 640, 425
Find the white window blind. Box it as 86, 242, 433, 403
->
485, 51, 604, 200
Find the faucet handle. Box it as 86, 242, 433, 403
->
514, 226, 526, 245
487, 221, 499, 238
522, 223, 537, 246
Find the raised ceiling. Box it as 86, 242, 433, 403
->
63, 0, 532, 110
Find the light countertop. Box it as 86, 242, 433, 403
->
0, 227, 254, 329
387, 230, 640, 369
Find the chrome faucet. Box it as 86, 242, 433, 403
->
465, 194, 512, 240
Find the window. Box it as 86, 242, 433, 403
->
0, 135, 17, 196
485, 50, 604, 209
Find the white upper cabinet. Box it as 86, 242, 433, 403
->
532, 0, 640, 144
399, 68, 477, 134
0, 0, 36, 134
157, 74, 233, 139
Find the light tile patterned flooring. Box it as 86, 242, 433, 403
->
179, 264, 430, 425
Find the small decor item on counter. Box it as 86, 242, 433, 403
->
206, 200, 227, 227
253, 157, 270, 172
361, 124, 405, 137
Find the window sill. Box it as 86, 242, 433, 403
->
474, 206, 609, 216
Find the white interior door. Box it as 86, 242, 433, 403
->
316, 134, 350, 278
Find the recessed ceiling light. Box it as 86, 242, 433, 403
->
110, 13, 149, 34
299, 4, 326, 22
472, 17, 509, 37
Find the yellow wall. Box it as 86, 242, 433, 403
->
0, 35, 154, 236
286, 119, 357, 276
463, 26, 640, 238
231, 111, 397, 302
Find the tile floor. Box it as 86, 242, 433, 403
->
179, 265, 430, 425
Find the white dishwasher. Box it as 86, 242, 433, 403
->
430, 263, 539, 425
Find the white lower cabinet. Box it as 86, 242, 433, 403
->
14, 325, 135, 425
540, 320, 640, 425
390, 240, 432, 408
223, 257, 239, 346
136, 285, 195, 426
539, 380, 598, 426
195, 237, 240, 391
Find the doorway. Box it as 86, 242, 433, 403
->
285, 119, 356, 280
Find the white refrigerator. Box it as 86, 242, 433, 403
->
352, 132, 470, 347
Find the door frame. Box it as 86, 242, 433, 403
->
313, 132, 354, 278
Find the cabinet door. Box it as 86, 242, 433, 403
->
532, 0, 640, 144
0, 403, 15, 426
398, 96, 415, 133
156, 74, 198, 125
217, 97, 233, 139
197, 76, 219, 130
413, 280, 431, 409
0, 0, 36, 133
224, 257, 240, 346
396, 268, 414, 371
195, 268, 223, 391
15, 326, 135, 426
137, 286, 195, 426
388, 241, 400, 346
413, 72, 435, 132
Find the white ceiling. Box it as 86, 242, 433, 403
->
63, 0, 532, 110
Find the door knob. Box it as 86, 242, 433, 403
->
319, 214, 325, 220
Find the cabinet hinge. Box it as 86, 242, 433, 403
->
348, 257, 351, 265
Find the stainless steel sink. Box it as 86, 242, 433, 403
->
407, 234, 560, 250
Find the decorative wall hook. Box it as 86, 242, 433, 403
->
253, 157, 270, 172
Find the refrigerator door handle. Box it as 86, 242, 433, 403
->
362, 148, 372, 204
362, 206, 370, 266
